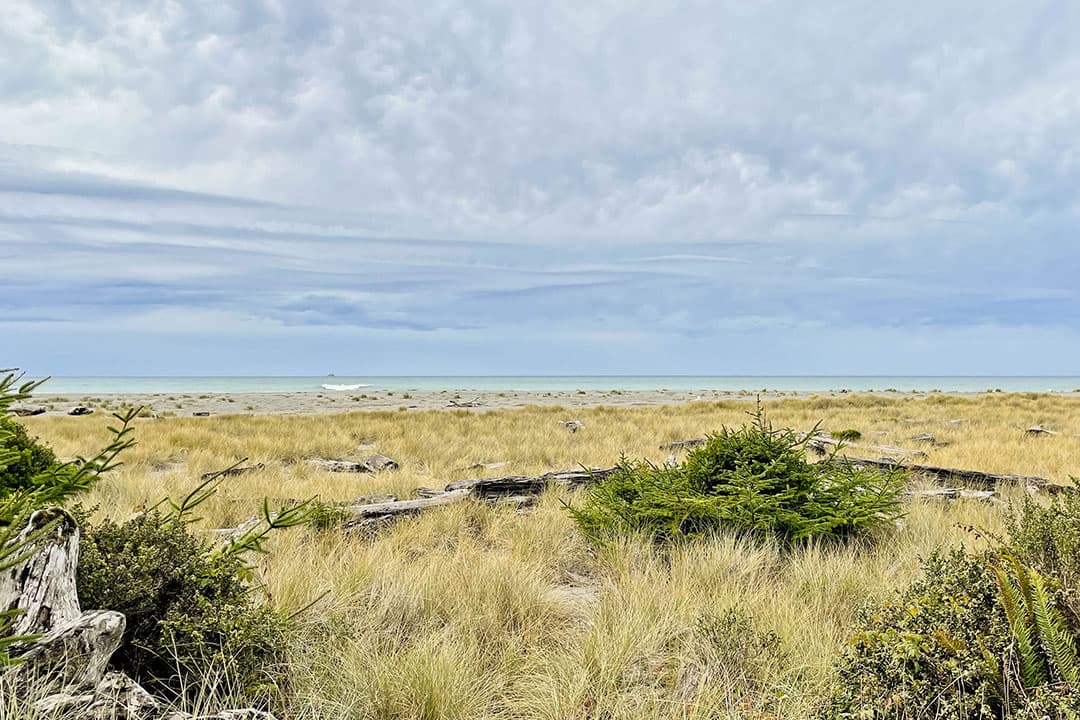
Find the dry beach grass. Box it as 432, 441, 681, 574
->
17, 393, 1080, 718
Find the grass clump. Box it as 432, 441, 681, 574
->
830, 428, 862, 442
569, 405, 905, 544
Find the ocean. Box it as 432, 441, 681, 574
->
32, 376, 1080, 394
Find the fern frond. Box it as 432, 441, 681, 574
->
1029, 569, 1080, 685
993, 559, 1049, 687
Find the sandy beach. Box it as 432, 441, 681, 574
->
24, 386, 1078, 417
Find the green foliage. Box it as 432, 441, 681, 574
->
1006, 491, 1080, 597
0, 416, 57, 493
569, 405, 905, 544
820, 549, 1010, 719
991, 555, 1080, 694
822, 550, 1080, 719
76, 509, 290, 706
830, 428, 863, 442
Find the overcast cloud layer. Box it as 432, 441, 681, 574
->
3, 0, 1079, 375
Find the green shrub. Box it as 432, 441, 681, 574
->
569, 406, 905, 544
0, 416, 58, 494
76, 510, 290, 706
822, 549, 1080, 719
1006, 491, 1080, 600
830, 428, 862, 442
820, 549, 1010, 719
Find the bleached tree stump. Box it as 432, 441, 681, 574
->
0, 508, 83, 636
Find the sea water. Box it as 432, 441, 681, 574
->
32, 376, 1080, 394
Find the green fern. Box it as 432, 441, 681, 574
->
993, 557, 1050, 687
990, 554, 1080, 699
1029, 568, 1080, 684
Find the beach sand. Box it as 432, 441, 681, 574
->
25, 386, 1051, 417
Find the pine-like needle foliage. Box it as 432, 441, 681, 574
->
570, 404, 906, 545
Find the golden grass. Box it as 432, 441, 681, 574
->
19, 393, 1080, 718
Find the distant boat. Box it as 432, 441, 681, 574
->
322, 383, 370, 391
327, 372, 335, 377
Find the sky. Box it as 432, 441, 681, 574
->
3, 0, 1079, 376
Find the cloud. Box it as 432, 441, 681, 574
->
2, 0, 1079, 374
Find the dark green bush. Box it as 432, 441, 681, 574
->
76, 510, 290, 706
570, 406, 905, 544
830, 428, 862, 442
0, 415, 58, 494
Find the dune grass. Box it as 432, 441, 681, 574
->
18, 393, 1080, 718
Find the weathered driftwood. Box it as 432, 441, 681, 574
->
444, 467, 618, 496
809, 435, 928, 460
341, 489, 473, 530
68, 406, 94, 416
307, 458, 367, 473
201, 463, 265, 480
0, 508, 83, 637
307, 454, 400, 474
363, 453, 399, 472
447, 397, 482, 408
458, 461, 512, 472
840, 455, 1068, 494
12, 405, 46, 416
192, 411, 211, 417
1, 510, 279, 720
11, 610, 127, 689
907, 488, 1000, 502
0, 510, 125, 691
340, 467, 618, 531
910, 433, 938, 444
1026, 425, 1058, 437
660, 437, 706, 450
562, 420, 584, 433
35, 671, 158, 717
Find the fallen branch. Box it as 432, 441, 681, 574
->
447, 397, 482, 408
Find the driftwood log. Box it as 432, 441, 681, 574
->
201, 463, 265, 480
907, 488, 1001, 503
808, 435, 929, 460
307, 454, 399, 474
67, 406, 94, 416
659, 438, 706, 450
0, 509, 278, 719
12, 405, 46, 416
447, 397, 482, 408
840, 456, 1068, 494
458, 461, 512, 472
340, 467, 618, 531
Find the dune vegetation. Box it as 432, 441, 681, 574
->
8, 392, 1080, 718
